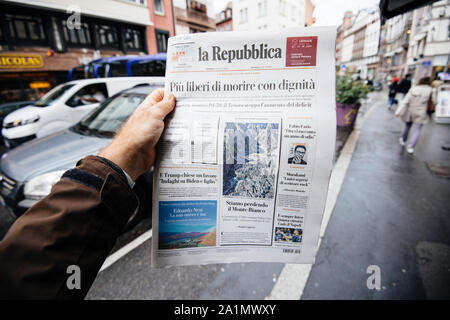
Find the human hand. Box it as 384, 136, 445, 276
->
99, 88, 175, 181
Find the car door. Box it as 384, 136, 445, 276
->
64, 83, 108, 122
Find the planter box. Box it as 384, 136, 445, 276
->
336, 102, 360, 127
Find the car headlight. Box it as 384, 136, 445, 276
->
24, 170, 65, 200
9, 115, 40, 128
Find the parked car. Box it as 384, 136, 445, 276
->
0, 83, 163, 228
2, 77, 164, 148
0, 100, 34, 127
0, 100, 33, 145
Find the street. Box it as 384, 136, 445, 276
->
82, 91, 449, 299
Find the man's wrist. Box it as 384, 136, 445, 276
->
97, 156, 135, 189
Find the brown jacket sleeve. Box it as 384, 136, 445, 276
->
0, 155, 138, 300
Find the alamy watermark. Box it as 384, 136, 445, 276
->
66, 265, 81, 290
366, 265, 381, 290
66, 5, 81, 30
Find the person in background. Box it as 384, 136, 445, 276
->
431, 74, 444, 103
395, 77, 435, 154
396, 74, 412, 105
80, 87, 106, 104
388, 77, 399, 109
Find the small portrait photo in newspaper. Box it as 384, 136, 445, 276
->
274, 227, 303, 243
287, 143, 308, 165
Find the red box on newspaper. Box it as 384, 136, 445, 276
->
286, 36, 318, 67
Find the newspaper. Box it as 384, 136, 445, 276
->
152, 27, 336, 267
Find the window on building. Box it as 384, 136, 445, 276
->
258, 1, 268, 17
240, 8, 248, 23
124, 0, 146, 4
96, 24, 119, 49
279, 0, 286, 16
61, 20, 92, 47
124, 27, 144, 51
5, 14, 47, 44
226, 23, 231, 31
154, 0, 165, 15
156, 29, 169, 52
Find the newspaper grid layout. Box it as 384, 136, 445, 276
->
152, 27, 336, 267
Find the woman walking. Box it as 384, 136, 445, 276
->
395, 77, 435, 154
388, 77, 399, 109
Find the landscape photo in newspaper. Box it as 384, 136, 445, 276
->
152, 27, 337, 267
222, 122, 280, 199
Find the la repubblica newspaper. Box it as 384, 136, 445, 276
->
152, 27, 336, 267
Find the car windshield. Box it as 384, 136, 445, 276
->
72, 92, 146, 138
34, 84, 75, 107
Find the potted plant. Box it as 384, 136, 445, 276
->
336, 76, 371, 127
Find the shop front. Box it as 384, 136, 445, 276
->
0, 52, 69, 102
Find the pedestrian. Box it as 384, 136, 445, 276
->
395, 77, 435, 154
396, 74, 412, 105
388, 77, 399, 109
0, 88, 176, 299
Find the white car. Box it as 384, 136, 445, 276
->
2, 77, 164, 148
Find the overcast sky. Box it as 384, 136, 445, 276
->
214, 0, 380, 26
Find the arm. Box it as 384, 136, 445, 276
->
0, 89, 175, 299
79, 96, 100, 103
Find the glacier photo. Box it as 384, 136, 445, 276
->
222, 122, 280, 199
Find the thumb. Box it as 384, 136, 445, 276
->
150, 94, 176, 120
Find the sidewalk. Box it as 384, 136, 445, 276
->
302, 91, 450, 299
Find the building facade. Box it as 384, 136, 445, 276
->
0, 0, 174, 102
406, 0, 450, 82
336, 11, 353, 70
147, 0, 176, 54
232, 0, 314, 32
173, 0, 216, 34
378, 13, 412, 81
216, 2, 233, 32
340, 7, 380, 80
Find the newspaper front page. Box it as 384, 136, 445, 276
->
152, 27, 336, 267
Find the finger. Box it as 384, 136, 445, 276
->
143, 88, 165, 106
150, 93, 175, 120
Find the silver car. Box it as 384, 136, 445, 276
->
0, 84, 162, 222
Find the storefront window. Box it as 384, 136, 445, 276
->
124, 28, 143, 51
